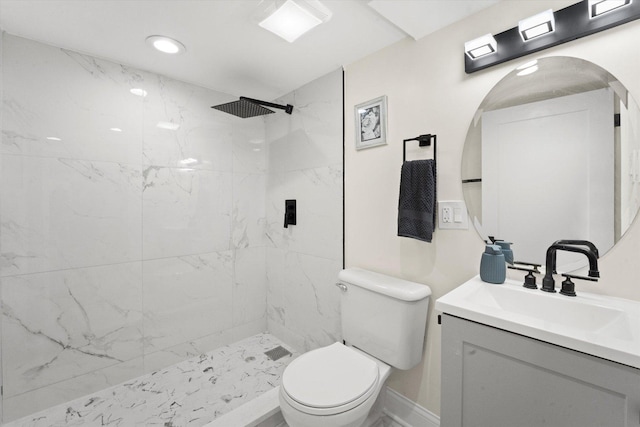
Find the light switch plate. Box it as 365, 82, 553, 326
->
438, 200, 469, 230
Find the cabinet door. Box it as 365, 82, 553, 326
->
441, 314, 640, 427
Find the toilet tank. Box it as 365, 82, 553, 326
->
337, 268, 431, 370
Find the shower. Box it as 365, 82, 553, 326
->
211, 96, 294, 118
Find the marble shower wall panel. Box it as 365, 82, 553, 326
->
267, 79, 343, 174
1, 34, 268, 421
142, 74, 234, 172
142, 167, 232, 259
266, 248, 342, 351
233, 247, 267, 327
1, 155, 143, 276
142, 252, 234, 355
1, 36, 144, 164
233, 173, 267, 249
266, 165, 343, 259
2, 355, 144, 422
232, 118, 268, 174
265, 68, 344, 352
2, 262, 143, 398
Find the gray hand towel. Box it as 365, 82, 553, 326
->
398, 159, 436, 242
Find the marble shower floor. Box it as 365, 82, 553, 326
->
5, 333, 298, 427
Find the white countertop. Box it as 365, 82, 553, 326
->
436, 276, 640, 369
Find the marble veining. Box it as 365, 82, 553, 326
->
1, 33, 270, 421
5, 333, 297, 427
2, 262, 143, 398
1, 32, 343, 424
264, 68, 344, 354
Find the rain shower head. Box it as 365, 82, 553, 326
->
211, 96, 293, 118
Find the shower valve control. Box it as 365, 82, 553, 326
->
284, 199, 297, 228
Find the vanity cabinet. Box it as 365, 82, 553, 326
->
441, 314, 640, 427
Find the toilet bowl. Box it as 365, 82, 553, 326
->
279, 342, 391, 427
279, 268, 431, 427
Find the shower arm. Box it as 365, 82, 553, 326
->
240, 97, 293, 115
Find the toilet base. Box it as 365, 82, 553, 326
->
279, 385, 374, 427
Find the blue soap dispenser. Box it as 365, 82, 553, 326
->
495, 241, 514, 265
480, 244, 506, 284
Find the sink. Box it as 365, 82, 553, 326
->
436, 276, 640, 368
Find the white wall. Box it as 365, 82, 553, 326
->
344, 0, 640, 416
0, 34, 268, 421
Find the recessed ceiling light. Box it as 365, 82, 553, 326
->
130, 88, 148, 97
145, 35, 186, 54
46, 136, 62, 141
110, 127, 123, 132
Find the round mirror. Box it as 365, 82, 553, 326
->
462, 56, 640, 271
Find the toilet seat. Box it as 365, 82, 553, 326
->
281, 342, 380, 416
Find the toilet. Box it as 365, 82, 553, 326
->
279, 267, 431, 427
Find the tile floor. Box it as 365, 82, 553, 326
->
5, 333, 298, 427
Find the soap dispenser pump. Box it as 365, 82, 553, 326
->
494, 241, 514, 265
480, 244, 506, 284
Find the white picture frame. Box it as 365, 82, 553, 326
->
354, 95, 387, 150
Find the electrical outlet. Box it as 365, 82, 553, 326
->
442, 207, 452, 223
438, 200, 469, 230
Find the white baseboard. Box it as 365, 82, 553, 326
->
216, 385, 439, 427
382, 387, 440, 427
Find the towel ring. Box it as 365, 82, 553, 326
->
403, 134, 436, 165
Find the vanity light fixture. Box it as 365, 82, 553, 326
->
518, 9, 555, 41
256, 0, 332, 43
465, 0, 640, 73
145, 35, 186, 54
589, 0, 632, 17
464, 34, 497, 60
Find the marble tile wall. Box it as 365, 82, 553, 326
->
0, 34, 268, 422
265, 69, 344, 352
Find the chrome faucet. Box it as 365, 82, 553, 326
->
541, 242, 600, 293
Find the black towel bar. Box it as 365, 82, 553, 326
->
403, 134, 436, 165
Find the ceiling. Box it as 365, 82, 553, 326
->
0, 0, 500, 100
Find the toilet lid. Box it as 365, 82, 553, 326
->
282, 342, 379, 409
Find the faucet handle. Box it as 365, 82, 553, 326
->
560, 273, 598, 297
513, 260, 541, 273
507, 262, 540, 289
561, 273, 598, 282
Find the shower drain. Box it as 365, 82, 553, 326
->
264, 345, 292, 361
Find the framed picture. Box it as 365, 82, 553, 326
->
354, 95, 387, 150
